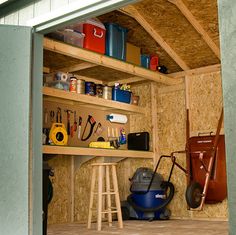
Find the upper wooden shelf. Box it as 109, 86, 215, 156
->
43, 87, 146, 115
43, 38, 182, 86
43, 145, 154, 159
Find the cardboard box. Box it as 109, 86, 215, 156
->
126, 43, 141, 65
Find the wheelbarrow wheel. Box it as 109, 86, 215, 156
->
185, 182, 203, 209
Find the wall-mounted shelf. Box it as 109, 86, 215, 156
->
43, 37, 181, 86
43, 145, 154, 159
43, 86, 146, 115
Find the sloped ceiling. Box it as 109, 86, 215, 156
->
98, 0, 220, 73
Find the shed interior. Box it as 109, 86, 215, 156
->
42, 0, 227, 233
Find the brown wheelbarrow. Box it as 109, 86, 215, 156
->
164, 109, 227, 210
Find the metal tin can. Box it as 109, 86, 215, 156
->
76, 79, 85, 94
69, 77, 77, 93
102, 86, 112, 100
95, 84, 103, 98
85, 82, 95, 96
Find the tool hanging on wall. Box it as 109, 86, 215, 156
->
50, 110, 55, 123
49, 123, 68, 145
77, 116, 82, 140
56, 107, 62, 123
93, 122, 104, 136
70, 111, 77, 138
44, 108, 48, 124
73, 111, 77, 132
64, 110, 73, 136
81, 115, 96, 141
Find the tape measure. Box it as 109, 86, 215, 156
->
49, 123, 68, 145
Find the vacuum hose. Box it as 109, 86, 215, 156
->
127, 181, 175, 213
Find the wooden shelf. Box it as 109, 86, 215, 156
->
43, 37, 182, 86
43, 145, 154, 159
43, 86, 146, 115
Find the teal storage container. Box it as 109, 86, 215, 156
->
141, 54, 150, 69
105, 23, 128, 61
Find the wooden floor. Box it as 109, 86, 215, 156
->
48, 220, 228, 235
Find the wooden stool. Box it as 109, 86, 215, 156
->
87, 163, 123, 231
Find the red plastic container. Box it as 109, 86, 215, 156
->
83, 19, 106, 54
150, 55, 159, 71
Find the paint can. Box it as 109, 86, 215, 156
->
95, 84, 103, 98
76, 79, 85, 94
102, 86, 112, 100
85, 81, 95, 96
69, 77, 77, 93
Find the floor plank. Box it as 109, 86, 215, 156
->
48, 220, 228, 235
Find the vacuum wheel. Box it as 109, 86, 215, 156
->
185, 182, 203, 209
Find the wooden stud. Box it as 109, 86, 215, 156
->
59, 62, 98, 73
70, 156, 75, 223
151, 83, 160, 165
119, 6, 190, 71
107, 76, 145, 86
43, 38, 182, 86
169, 64, 221, 78
105, 165, 112, 227
43, 66, 50, 73
111, 165, 123, 229
87, 166, 96, 229
168, 0, 221, 59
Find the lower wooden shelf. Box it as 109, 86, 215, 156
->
42, 145, 154, 159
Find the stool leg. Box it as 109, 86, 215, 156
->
97, 165, 104, 231
106, 165, 112, 227
87, 166, 96, 229
111, 165, 123, 229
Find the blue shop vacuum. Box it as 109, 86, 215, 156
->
121, 155, 175, 221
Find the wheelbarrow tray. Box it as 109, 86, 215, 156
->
188, 135, 227, 203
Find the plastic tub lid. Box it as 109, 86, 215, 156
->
84, 18, 106, 30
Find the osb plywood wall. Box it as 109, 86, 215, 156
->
47, 155, 72, 224
157, 71, 228, 219
47, 71, 227, 224
47, 83, 153, 224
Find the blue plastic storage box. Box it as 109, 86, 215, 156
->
141, 54, 150, 69
112, 87, 131, 104
105, 23, 128, 61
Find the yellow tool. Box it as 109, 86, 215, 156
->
49, 123, 68, 145
89, 141, 114, 149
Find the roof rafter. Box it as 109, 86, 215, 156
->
119, 5, 190, 71
168, 0, 220, 59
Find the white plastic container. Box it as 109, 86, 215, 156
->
106, 114, 128, 124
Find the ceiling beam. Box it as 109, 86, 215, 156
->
57, 62, 98, 73
169, 64, 221, 78
168, 0, 220, 60
107, 76, 145, 86
120, 5, 190, 71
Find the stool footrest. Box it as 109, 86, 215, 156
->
101, 210, 118, 214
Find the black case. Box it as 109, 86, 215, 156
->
127, 132, 149, 151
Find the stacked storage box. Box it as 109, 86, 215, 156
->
82, 19, 106, 54
105, 23, 128, 61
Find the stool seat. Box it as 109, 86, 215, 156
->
87, 162, 123, 231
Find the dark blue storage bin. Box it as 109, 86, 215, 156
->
105, 23, 128, 61
141, 54, 150, 69
112, 87, 131, 104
